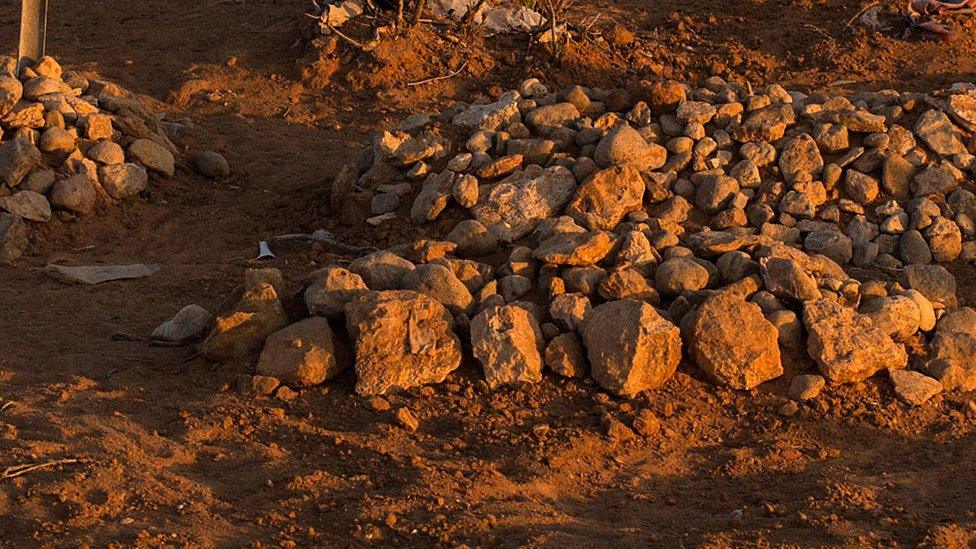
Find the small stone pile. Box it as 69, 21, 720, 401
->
182, 77, 976, 407
0, 55, 182, 262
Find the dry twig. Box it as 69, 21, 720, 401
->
327, 22, 370, 50
267, 229, 377, 255
407, 60, 469, 86
2, 459, 80, 480
412, 0, 428, 26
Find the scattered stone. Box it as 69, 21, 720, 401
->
151, 304, 211, 343
631, 409, 661, 437
789, 374, 826, 401
395, 407, 420, 432
889, 369, 942, 405
193, 150, 231, 178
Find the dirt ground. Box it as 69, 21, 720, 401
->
2, 0, 976, 546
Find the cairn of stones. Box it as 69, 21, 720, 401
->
0, 55, 199, 262
183, 77, 976, 407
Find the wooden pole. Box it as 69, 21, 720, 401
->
18, 0, 49, 75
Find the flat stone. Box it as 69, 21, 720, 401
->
0, 190, 51, 222
453, 92, 521, 131
915, 109, 967, 156
889, 369, 942, 405
472, 165, 577, 242
533, 230, 613, 266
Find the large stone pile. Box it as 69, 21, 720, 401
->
0, 55, 181, 262
185, 77, 976, 407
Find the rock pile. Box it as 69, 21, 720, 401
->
0, 55, 181, 262
193, 77, 976, 407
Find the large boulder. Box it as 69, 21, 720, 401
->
256, 317, 341, 387
690, 292, 783, 390
579, 299, 682, 397
344, 290, 462, 395
470, 304, 545, 388
803, 299, 908, 384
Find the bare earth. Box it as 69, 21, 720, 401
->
1, 0, 976, 546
